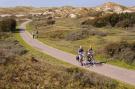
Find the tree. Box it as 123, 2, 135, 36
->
109, 14, 119, 27
0, 18, 16, 32
47, 17, 55, 25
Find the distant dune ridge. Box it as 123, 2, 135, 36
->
0, 2, 134, 17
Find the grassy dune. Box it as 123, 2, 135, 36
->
13, 31, 135, 89
27, 18, 135, 70
0, 21, 135, 89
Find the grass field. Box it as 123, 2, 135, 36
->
27, 18, 135, 70
13, 28, 135, 89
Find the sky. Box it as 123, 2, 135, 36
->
0, 0, 135, 7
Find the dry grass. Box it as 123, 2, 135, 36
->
28, 17, 135, 70
0, 12, 135, 89
0, 33, 120, 89
1, 54, 134, 89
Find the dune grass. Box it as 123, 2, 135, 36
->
38, 37, 135, 70
26, 19, 135, 70
14, 27, 135, 89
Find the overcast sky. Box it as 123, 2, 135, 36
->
0, 0, 135, 7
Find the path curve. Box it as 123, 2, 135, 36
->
19, 20, 135, 86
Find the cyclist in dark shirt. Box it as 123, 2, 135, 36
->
78, 46, 84, 55
77, 46, 84, 66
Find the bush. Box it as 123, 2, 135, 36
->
104, 41, 135, 65
65, 30, 89, 41
93, 19, 107, 27
43, 17, 56, 25
65, 29, 107, 41
0, 48, 15, 64
109, 13, 120, 27
0, 57, 120, 89
45, 30, 69, 39
0, 18, 16, 32
81, 14, 110, 28
47, 19, 55, 25
116, 19, 134, 28
65, 67, 118, 89
82, 13, 135, 28
0, 40, 27, 64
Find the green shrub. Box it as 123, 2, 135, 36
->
81, 19, 93, 25
109, 13, 120, 27
116, 19, 134, 28
65, 29, 107, 41
65, 30, 89, 41
104, 41, 135, 65
0, 40, 27, 64
45, 30, 69, 39
93, 19, 108, 27
47, 19, 55, 25
0, 48, 15, 64
0, 57, 120, 89
82, 13, 135, 28
65, 67, 118, 89
0, 18, 16, 32
81, 15, 110, 27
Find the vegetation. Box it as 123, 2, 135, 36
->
82, 13, 135, 28
0, 56, 120, 89
0, 17, 16, 32
0, 39, 27, 64
14, 32, 135, 89
0, 17, 25, 64
45, 30, 70, 39
0, 18, 134, 89
46, 17, 56, 25
28, 16, 135, 70
65, 29, 107, 41
104, 41, 135, 65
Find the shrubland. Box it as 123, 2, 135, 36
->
0, 39, 27, 64
104, 41, 135, 65
0, 55, 122, 89
27, 14, 135, 70
82, 13, 135, 28
1, 17, 134, 89
0, 17, 16, 32
65, 29, 107, 41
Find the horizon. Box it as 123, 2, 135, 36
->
0, 0, 135, 7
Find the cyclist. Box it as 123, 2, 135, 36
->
87, 46, 95, 65
77, 46, 84, 66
